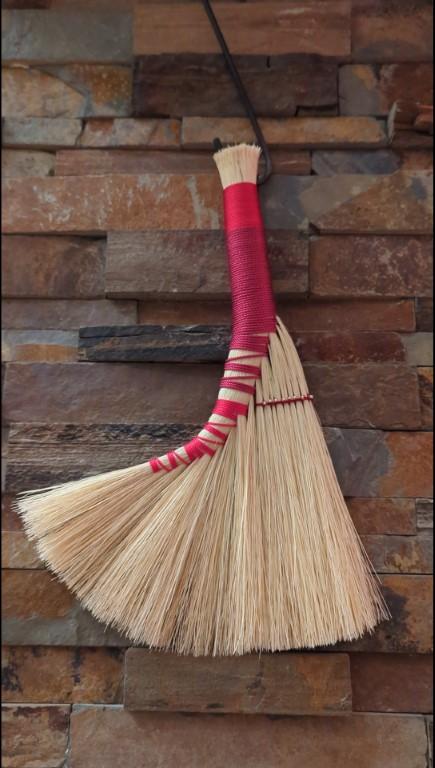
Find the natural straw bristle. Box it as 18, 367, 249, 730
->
213, 143, 261, 188
17, 142, 389, 655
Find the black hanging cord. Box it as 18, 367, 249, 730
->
201, 0, 272, 184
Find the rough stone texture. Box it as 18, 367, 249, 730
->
352, 0, 433, 62
133, 3, 351, 57
351, 654, 433, 713
2, 117, 82, 147
312, 149, 401, 176
326, 429, 432, 499
2, 174, 222, 233
79, 118, 180, 148
105, 231, 308, 298
340, 575, 433, 654
124, 650, 352, 714
308, 172, 433, 234
134, 54, 339, 118
346, 498, 416, 536
2, 149, 55, 177
182, 116, 387, 149
416, 499, 433, 530
55, 148, 312, 176
362, 533, 433, 574
310, 236, 433, 297
2, 330, 78, 362
2, 703, 70, 768
69, 708, 427, 768
427, 716, 434, 768
5, 172, 431, 234
2, 64, 132, 118
2, 647, 124, 703
137, 298, 416, 332
2, 236, 105, 298
1, 531, 41, 568
416, 298, 433, 331
4, 425, 432, 500
2, 10, 132, 63
339, 64, 433, 117
2, 362, 422, 429
2, 569, 128, 646
2, 299, 138, 330
398, 150, 434, 171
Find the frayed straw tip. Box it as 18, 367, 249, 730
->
213, 143, 261, 188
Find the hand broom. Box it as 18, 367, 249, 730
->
16, 6, 389, 657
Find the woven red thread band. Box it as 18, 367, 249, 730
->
257, 394, 314, 407
150, 182, 276, 473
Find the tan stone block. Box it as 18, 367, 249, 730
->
79, 118, 180, 148
2, 299, 138, 330
1, 531, 42, 568
2, 149, 54, 177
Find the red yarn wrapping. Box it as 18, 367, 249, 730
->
151, 181, 276, 472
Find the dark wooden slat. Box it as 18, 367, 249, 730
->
133, 54, 338, 117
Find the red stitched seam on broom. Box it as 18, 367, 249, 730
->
256, 394, 314, 407
150, 182, 276, 473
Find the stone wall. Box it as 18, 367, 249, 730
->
1, 2, 433, 766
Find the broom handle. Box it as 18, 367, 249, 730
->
223, 181, 276, 350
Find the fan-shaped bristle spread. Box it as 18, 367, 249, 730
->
16, 142, 389, 655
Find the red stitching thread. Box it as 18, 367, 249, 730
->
256, 395, 314, 407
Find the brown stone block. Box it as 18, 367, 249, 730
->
134, 54, 338, 118
2, 647, 124, 703
347, 498, 416, 535
311, 172, 433, 234
362, 533, 433, 574
2, 64, 132, 118
79, 118, 180, 148
380, 432, 433, 498
351, 654, 433, 713
398, 150, 434, 172
310, 236, 433, 298
105, 230, 308, 298
133, 3, 351, 57
326, 429, 432, 499
2, 149, 54, 177
341, 575, 433, 654
2, 569, 128, 646
182, 116, 387, 149
339, 64, 433, 117
2, 704, 70, 768
2, 494, 22, 531
352, 0, 433, 62
137, 298, 416, 332
2, 299, 138, 330
418, 366, 433, 428
2, 9, 132, 63
305, 363, 421, 429
2, 174, 222, 233
124, 650, 352, 714
2, 361, 422, 430
294, 331, 406, 363
54, 148, 311, 176
2, 236, 105, 298
3, 117, 82, 147
2, 530, 42, 568
69, 708, 427, 768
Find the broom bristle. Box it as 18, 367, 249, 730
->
17, 143, 389, 655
